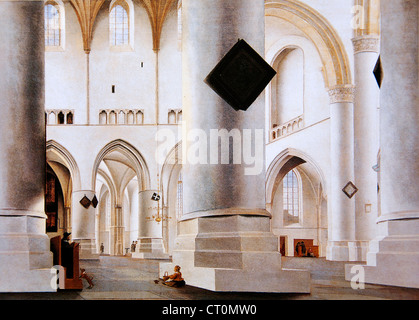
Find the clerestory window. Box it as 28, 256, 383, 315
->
45, 2, 60, 47
110, 3, 129, 46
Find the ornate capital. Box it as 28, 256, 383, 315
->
328, 85, 355, 104
352, 36, 380, 54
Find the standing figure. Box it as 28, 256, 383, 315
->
301, 241, 306, 256
61, 232, 74, 278
295, 241, 301, 257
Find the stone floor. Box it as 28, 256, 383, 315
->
0, 256, 418, 301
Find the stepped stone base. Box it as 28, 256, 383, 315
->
0, 228, 56, 292
345, 219, 419, 289
160, 215, 310, 293
77, 239, 100, 260
0, 266, 56, 292
327, 240, 370, 262
132, 238, 170, 260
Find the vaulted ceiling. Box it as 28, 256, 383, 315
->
69, 0, 176, 53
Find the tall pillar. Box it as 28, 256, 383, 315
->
160, 0, 310, 293
326, 85, 359, 261
133, 190, 169, 259
110, 204, 124, 255
71, 190, 99, 259
352, 35, 380, 261
346, 0, 419, 288
64, 206, 72, 232
0, 1, 55, 292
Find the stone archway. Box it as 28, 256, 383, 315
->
92, 139, 149, 256
266, 148, 328, 257
47, 140, 82, 236
160, 142, 182, 255
92, 139, 151, 192
265, 0, 352, 89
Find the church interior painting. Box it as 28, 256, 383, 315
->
0, 0, 418, 301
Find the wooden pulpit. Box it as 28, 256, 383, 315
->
50, 236, 83, 289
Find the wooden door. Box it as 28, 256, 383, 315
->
279, 236, 286, 256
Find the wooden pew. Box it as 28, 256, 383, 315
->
50, 236, 83, 290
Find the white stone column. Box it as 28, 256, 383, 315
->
352, 35, 380, 260
71, 190, 99, 259
326, 85, 358, 261
0, 1, 55, 292
346, 0, 419, 288
180, 2, 267, 219
160, 0, 310, 293
64, 206, 72, 232
132, 190, 169, 259
161, 205, 170, 255
110, 204, 124, 255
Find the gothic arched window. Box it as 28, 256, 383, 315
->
99, 110, 107, 124
66, 112, 73, 124
44, 2, 61, 46
110, 3, 129, 46
136, 110, 144, 124
168, 110, 176, 124
283, 170, 300, 221
109, 111, 117, 124
57, 111, 65, 124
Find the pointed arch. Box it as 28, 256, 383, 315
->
95, 170, 116, 253
265, 0, 352, 88
282, 169, 302, 219
159, 141, 182, 255
266, 148, 327, 209
44, 0, 65, 50
46, 140, 81, 191
109, 0, 134, 49
97, 168, 117, 207
160, 141, 182, 207
92, 139, 151, 192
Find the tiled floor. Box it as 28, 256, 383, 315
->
0, 256, 418, 300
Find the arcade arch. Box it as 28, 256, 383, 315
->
266, 149, 328, 257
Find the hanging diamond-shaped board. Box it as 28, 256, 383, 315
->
80, 195, 91, 209
151, 192, 161, 201
91, 195, 98, 208
342, 181, 359, 199
373, 55, 383, 88
204, 39, 277, 111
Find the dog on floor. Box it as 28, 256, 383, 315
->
79, 268, 94, 289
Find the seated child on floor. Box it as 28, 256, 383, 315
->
162, 265, 185, 287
